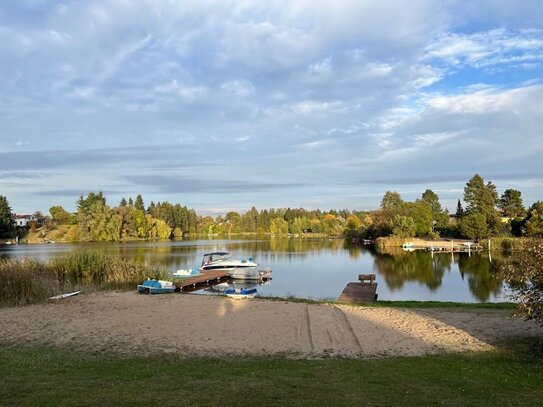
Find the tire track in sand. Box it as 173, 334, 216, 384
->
296, 304, 314, 354
333, 305, 364, 355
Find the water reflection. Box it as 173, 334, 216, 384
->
0, 238, 510, 302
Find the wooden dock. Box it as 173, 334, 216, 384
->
175, 270, 230, 292
338, 274, 378, 303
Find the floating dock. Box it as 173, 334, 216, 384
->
338, 274, 378, 303
175, 270, 230, 292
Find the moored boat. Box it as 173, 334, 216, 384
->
137, 279, 175, 294
224, 287, 257, 299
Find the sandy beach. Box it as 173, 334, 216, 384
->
1, 292, 542, 358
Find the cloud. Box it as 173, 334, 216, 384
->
1, 1, 543, 212
124, 174, 309, 194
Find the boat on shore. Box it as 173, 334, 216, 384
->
137, 279, 175, 294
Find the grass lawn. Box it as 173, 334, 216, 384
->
1, 339, 542, 406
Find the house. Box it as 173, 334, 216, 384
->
12, 214, 39, 228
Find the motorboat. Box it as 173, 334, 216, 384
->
199, 252, 273, 280
199, 251, 257, 271
137, 279, 175, 294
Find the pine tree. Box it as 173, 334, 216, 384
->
0, 195, 14, 238
119, 197, 127, 207
456, 199, 464, 219
134, 194, 145, 212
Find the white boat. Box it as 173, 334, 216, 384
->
200, 252, 258, 278
173, 268, 195, 277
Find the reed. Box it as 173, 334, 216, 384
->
0, 250, 170, 307
0, 259, 59, 307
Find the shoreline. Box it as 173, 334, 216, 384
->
1, 291, 541, 359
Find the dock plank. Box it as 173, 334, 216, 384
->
175, 270, 230, 292
338, 282, 378, 303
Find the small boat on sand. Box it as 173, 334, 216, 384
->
137, 279, 175, 294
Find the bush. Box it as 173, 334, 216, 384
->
499, 239, 543, 325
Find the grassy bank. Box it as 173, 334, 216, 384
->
0, 251, 169, 307
1, 339, 542, 406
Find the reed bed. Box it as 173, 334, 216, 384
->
0, 250, 170, 307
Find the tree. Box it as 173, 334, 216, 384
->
457, 213, 488, 240
134, 194, 145, 212
498, 189, 526, 218
524, 201, 543, 237
421, 190, 448, 231
0, 195, 14, 238
381, 191, 403, 209
500, 240, 543, 325
391, 215, 416, 238
270, 218, 289, 235
49, 205, 73, 224
119, 197, 127, 207
463, 174, 500, 234
77, 192, 106, 216
456, 199, 464, 219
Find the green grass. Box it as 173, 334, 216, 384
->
1, 339, 542, 406
260, 295, 516, 309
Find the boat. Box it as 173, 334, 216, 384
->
199, 252, 261, 279
137, 279, 175, 294
173, 268, 196, 277
224, 287, 257, 299
50, 291, 81, 300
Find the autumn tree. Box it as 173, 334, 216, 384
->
49, 205, 73, 224
381, 191, 403, 209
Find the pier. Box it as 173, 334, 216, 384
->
175, 270, 231, 292
338, 274, 378, 303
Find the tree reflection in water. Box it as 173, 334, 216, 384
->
372, 249, 506, 301
458, 252, 504, 302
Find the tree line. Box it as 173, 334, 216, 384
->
0, 173, 542, 241
349, 174, 543, 240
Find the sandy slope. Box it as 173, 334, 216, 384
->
1, 292, 541, 358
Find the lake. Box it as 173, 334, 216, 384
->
0, 237, 510, 303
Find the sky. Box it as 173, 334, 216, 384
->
1, 0, 543, 215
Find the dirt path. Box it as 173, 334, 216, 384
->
1, 292, 541, 358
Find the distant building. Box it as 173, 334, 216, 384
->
12, 214, 39, 228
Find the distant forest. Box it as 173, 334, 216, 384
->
1, 174, 542, 242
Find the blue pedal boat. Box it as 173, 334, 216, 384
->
224, 287, 257, 299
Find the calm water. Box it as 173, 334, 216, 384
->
0, 238, 510, 302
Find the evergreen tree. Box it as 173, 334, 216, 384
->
134, 194, 145, 212
498, 189, 526, 218
128, 197, 134, 206
119, 197, 127, 207
381, 191, 403, 209
463, 174, 500, 235
0, 195, 14, 238
456, 199, 464, 218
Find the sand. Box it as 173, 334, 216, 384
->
1, 292, 542, 358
